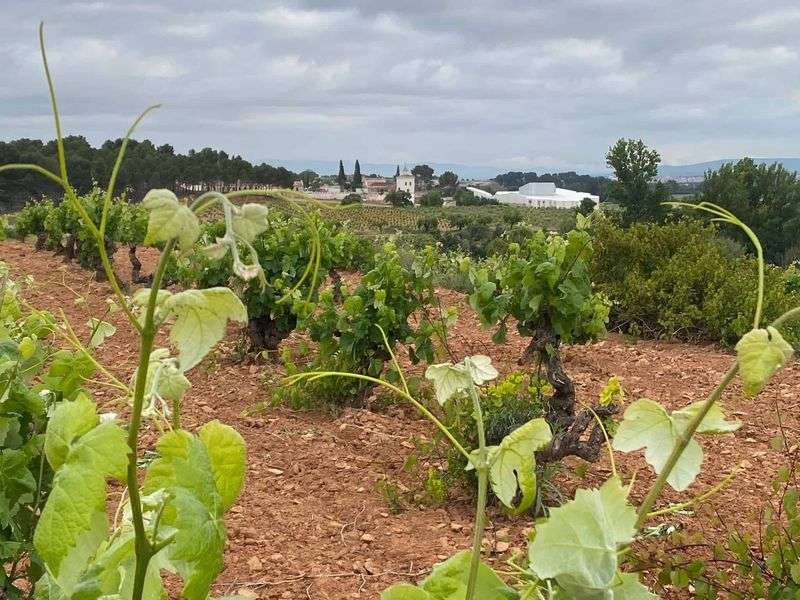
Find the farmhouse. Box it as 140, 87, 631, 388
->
468, 182, 599, 209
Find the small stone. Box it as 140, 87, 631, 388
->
494, 541, 511, 553
236, 587, 259, 599
266, 468, 284, 475
450, 522, 463, 532
247, 556, 263, 571
360, 533, 375, 543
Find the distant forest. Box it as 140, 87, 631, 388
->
493, 171, 610, 196
0, 136, 300, 211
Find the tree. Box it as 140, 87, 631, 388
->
439, 170, 458, 188
395, 165, 400, 177
412, 164, 435, 190
341, 193, 362, 205
419, 190, 443, 207
577, 197, 596, 216
298, 169, 318, 188
605, 138, 668, 224
454, 188, 498, 206
385, 190, 413, 207
701, 159, 800, 265
352, 160, 363, 189
337, 160, 347, 191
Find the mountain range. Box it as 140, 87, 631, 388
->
267, 157, 800, 181
657, 158, 800, 179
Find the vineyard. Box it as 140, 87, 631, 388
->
1, 25, 800, 600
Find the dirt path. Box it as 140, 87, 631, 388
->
2, 239, 798, 599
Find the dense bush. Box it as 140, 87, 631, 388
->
385, 190, 413, 207
419, 190, 443, 207
592, 218, 800, 344
454, 188, 498, 206
341, 193, 362, 205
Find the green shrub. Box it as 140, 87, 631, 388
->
419, 190, 443, 207
442, 372, 553, 511
592, 218, 800, 344
341, 193, 362, 205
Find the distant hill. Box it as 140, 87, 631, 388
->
659, 158, 800, 180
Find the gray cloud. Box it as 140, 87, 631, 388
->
2, 0, 799, 173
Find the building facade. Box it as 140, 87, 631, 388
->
395, 169, 416, 199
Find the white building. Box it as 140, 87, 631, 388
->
395, 168, 416, 199
473, 182, 599, 209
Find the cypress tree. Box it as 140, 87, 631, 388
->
337, 160, 347, 191
352, 159, 363, 189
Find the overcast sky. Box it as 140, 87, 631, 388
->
3, 1, 800, 174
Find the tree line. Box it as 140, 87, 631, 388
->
604, 138, 800, 266
0, 136, 299, 211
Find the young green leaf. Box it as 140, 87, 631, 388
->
599, 376, 624, 407
483, 418, 552, 513
43, 393, 98, 471
381, 551, 515, 600
735, 326, 794, 396
142, 430, 230, 600
86, 318, 116, 349
424, 362, 472, 406
198, 420, 247, 511
163, 487, 226, 600
231, 203, 269, 242
34, 409, 128, 592
142, 431, 220, 509
130, 348, 190, 418
612, 398, 740, 491
425, 355, 499, 406
142, 189, 200, 252
464, 355, 499, 386
161, 288, 247, 371
529, 476, 637, 593
0, 448, 37, 528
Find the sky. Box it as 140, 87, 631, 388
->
2, 1, 800, 175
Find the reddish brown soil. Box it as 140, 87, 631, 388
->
2, 239, 798, 599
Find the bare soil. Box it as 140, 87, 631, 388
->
2, 239, 798, 599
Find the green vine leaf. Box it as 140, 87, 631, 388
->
529, 476, 638, 593
34, 398, 128, 592
130, 348, 190, 418
0, 448, 37, 528
161, 288, 247, 371
424, 362, 472, 406
735, 326, 794, 396
599, 376, 624, 407
142, 430, 230, 600
86, 318, 116, 349
380, 551, 515, 599
472, 418, 552, 514
198, 420, 247, 511
424, 355, 499, 406
231, 203, 269, 242
612, 398, 740, 491
142, 189, 200, 253
464, 355, 498, 386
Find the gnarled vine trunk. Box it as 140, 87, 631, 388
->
129, 244, 150, 284
35, 232, 47, 251
520, 327, 619, 463
63, 234, 76, 261
247, 315, 297, 353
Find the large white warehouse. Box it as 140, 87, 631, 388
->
467, 182, 599, 209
